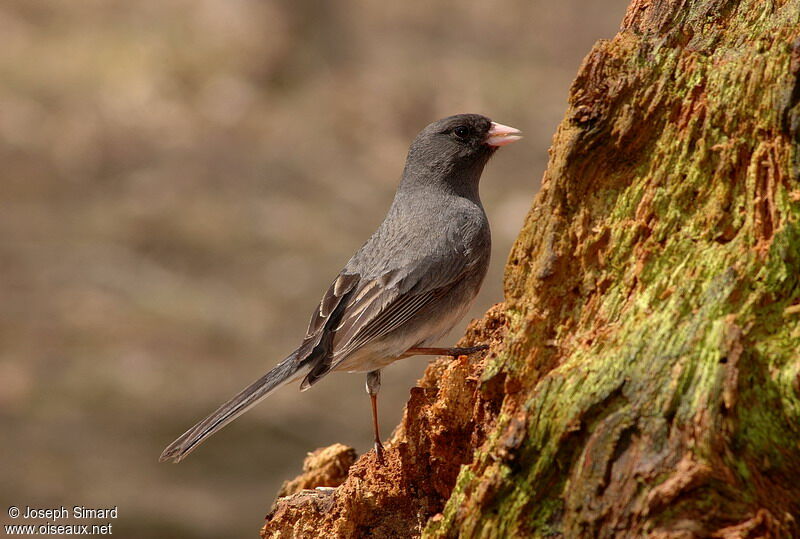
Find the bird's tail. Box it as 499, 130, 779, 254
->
159, 352, 306, 463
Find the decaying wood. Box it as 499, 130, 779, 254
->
262, 0, 800, 536
276, 443, 357, 498
261, 306, 508, 538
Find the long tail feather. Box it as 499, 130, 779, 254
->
159, 353, 305, 463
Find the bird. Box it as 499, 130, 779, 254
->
159, 113, 522, 463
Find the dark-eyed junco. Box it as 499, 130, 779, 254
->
160, 114, 521, 463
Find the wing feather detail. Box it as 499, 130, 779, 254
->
299, 267, 466, 389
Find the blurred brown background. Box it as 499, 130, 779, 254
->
0, 1, 627, 537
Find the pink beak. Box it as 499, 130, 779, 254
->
485, 122, 522, 147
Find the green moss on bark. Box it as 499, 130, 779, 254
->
261, 1, 800, 536
429, 0, 800, 536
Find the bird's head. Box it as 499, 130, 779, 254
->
402, 114, 521, 196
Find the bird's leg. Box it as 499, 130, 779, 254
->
402, 344, 489, 358
366, 370, 384, 464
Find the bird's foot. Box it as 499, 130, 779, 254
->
374, 440, 385, 464
446, 344, 489, 357
405, 344, 489, 358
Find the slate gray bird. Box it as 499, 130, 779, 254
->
159, 114, 521, 463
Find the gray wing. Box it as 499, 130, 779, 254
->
298, 198, 490, 389
298, 254, 473, 389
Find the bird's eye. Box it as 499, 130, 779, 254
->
453, 126, 470, 139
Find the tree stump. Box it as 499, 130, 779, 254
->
263, 1, 800, 536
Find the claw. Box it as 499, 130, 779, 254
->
374, 441, 385, 464
404, 344, 489, 358
446, 344, 489, 357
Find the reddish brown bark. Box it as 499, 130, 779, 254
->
261, 0, 800, 536
261, 306, 508, 538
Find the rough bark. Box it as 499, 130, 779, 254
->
262, 0, 800, 537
